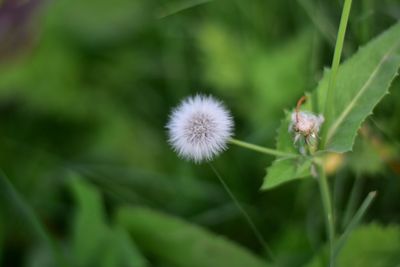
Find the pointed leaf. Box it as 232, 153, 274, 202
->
262, 114, 311, 190
315, 22, 400, 152
306, 224, 400, 267
70, 176, 147, 267
261, 157, 313, 190
117, 207, 270, 267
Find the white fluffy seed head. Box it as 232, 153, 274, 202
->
166, 95, 234, 163
290, 111, 324, 148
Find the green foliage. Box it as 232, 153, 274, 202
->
250, 30, 313, 126
315, 22, 400, 152
70, 176, 147, 267
117, 207, 270, 267
262, 112, 313, 189
347, 135, 383, 175
0, 0, 400, 266
306, 224, 400, 267
198, 23, 248, 91
272, 224, 314, 267
262, 158, 313, 190
263, 22, 400, 191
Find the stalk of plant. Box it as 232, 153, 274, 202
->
315, 160, 335, 267
166, 94, 285, 260
229, 138, 297, 158
166, 94, 297, 163
324, 0, 353, 139
319, 0, 353, 266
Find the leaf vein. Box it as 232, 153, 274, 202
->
326, 40, 400, 145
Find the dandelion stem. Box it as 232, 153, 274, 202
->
229, 138, 297, 158
209, 163, 275, 261
316, 163, 335, 267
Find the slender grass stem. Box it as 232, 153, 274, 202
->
316, 163, 335, 267
341, 176, 363, 230
209, 163, 275, 261
229, 138, 297, 158
324, 0, 353, 125
334, 191, 377, 260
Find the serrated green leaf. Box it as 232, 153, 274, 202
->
262, 157, 313, 190
117, 206, 270, 267
263, 20, 400, 191
306, 224, 400, 267
315, 22, 400, 152
262, 114, 312, 190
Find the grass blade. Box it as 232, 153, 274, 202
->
157, 0, 213, 19
334, 191, 377, 260
324, 0, 353, 118
340, 177, 363, 230
0, 171, 68, 267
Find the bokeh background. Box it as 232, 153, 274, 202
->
0, 0, 400, 266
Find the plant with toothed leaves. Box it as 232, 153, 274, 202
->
166, 1, 400, 266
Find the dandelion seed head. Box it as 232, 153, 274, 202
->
290, 111, 324, 150
290, 111, 324, 135
166, 95, 234, 163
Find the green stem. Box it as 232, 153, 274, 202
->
316, 163, 335, 267
209, 163, 275, 261
229, 138, 297, 158
324, 0, 353, 119
334, 191, 376, 260
341, 176, 363, 230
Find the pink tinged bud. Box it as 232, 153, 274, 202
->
290, 111, 325, 146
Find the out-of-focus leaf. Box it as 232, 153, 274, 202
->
74, 164, 224, 215
117, 206, 271, 267
198, 23, 248, 91
70, 176, 147, 267
0, 172, 64, 266
272, 224, 313, 267
101, 227, 148, 267
157, 0, 213, 18
347, 135, 383, 175
251, 30, 313, 125
306, 224, 400, 267
28, 245, 54, 267
70, 175, 108, 266
50, 0, 151, 45
314, 22, 400, 152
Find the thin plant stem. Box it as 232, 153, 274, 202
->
229, 138, 297, 158
334, 191, 377, 260
316, 163, 335, 267
209, 163, 275, 261
324, 0, 353, 124
341, 176, 363, 230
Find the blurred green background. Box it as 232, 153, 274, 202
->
0, 0, 400, 266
